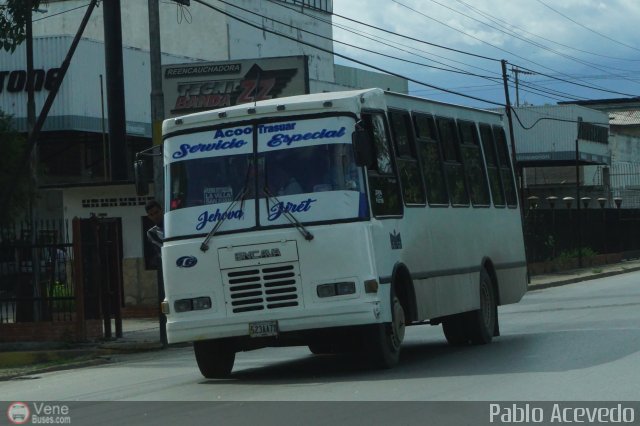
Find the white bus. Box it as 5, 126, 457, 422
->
153, 88, 527, 378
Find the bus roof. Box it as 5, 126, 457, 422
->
163, 88, 503, 134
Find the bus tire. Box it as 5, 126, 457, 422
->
442, 313, 469, 346
368, 286, 405, 368
468, 268, 497, 345
308, 342, 333, 355
193, 339, 236, 378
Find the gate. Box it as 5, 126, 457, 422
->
0, 217, 124, 342
73, 217, 124, 339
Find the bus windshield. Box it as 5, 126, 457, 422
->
261, 143, 361, 197
165, 115, 368, 237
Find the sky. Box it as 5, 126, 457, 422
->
331, 0, 640, 109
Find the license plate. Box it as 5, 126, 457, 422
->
249, 320, 279, 338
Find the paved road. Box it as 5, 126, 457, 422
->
1, 272, 639, 405
5, 272, 640, 425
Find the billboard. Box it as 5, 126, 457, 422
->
162, 56, 309, 118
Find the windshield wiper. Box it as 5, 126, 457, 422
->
200, 163, 253, 252
263, 185, 314, 241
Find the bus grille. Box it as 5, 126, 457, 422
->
222, 263, 301, 314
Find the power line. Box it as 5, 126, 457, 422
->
513, 62, 638, 98
270, 0, 638, 101
535, 0, 640, 54
32, 3, 91, 22
327, 4, 501, 63
313, 14, 500, 78
454, 0, 640, 63
267, 0, 503, 79
516, 80, 589, 102
392, 0, 639, 97
190, 0, 505, 106
427, 0, 640, 84
510, 108, 609, 131
216, 0, 498, 80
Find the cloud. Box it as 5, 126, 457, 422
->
332, 0, 640, 106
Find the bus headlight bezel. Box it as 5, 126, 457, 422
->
317, 281, 356, 298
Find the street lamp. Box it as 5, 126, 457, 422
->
546, 196, 558, 259
527, 196, 539, 209
613, 197, 622, 209
563, 196, 574, 209
597, 197, 607, 254
581, 197, 591, 209
613, 197, 622, 253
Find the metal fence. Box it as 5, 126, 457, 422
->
523, 208, 640, 263
0, 220, 74, 323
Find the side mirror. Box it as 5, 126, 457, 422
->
352, 128, 374, 168
134, 159, 149, 196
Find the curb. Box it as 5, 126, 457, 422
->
528, 265, 640, 291
0, 342, 165, 381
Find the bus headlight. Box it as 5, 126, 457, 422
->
317, 282, 355, 298
192, 297, 212, 310
174, 297, 212, 312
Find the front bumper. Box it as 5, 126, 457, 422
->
166, 300, 381, 343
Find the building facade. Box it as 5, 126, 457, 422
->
559, 98, 640, 208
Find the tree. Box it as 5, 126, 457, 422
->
0, 0, 44, 52
0, 110, 32, 225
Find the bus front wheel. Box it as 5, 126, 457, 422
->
367, 287, 405, 368
193, 339, 236, 378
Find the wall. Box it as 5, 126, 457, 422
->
333, 64, 408, 94
33, 0, 335, 71
509, 105, 610, 163
63, 184, 157, 306
33, 1, 228, 61
225, 0, 335, 83
0, 37, 195, 135
0, 320, 103, 343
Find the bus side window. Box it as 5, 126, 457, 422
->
436, 117, 469, 206
479, 124, 505, 207
389, 110, 426, 206
493, 125, 518, 207
458, 120, 490, 207
414, 113, 449, 205
362, 113, 403, 217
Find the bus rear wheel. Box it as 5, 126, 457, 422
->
441, 268, 497, 346
442, 313, 469, 345
193, 339, 236, 378
468, 268, 497, 345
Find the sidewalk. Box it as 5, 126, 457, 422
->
2, 259, 640, 379
0, 319, 165, 380
528, 257, 640, 290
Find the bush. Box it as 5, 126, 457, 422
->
556, 247, 598, 260
48, 282, 75, 312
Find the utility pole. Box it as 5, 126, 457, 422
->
576, 117, 583, 268
502, 60, 530, 281
103, 0, 127, 182
148, 0, 164, 200
26, 0, 41, 320
501, 60, 519, 187
148, 0, 167, 347
511, 66, 536, 107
